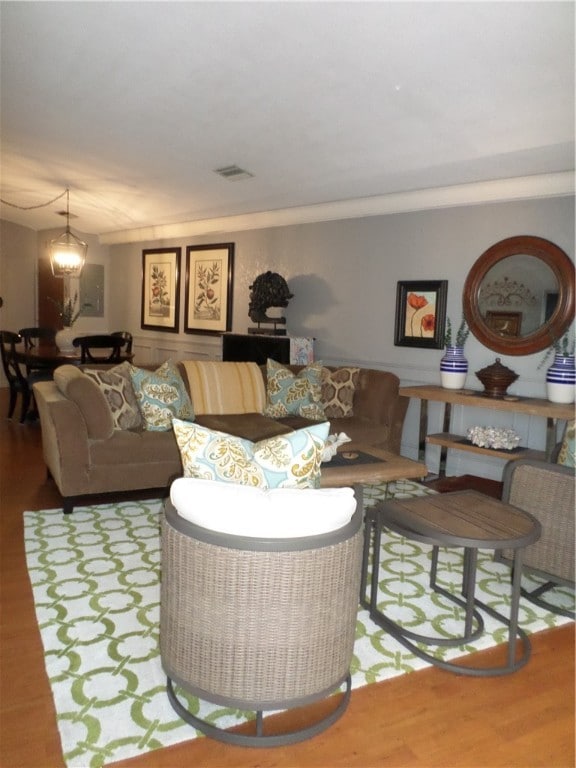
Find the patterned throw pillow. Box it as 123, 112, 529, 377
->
264, 359, 325, 420
85, 362, 143, 430
321, 367, 360, 418
130, 360, 194, 431
172, 418, 330, 488
557, 419, 575, 468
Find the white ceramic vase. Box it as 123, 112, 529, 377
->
55, 327, 76, 354
440, 346, 468, 389
546, 353, 576, 404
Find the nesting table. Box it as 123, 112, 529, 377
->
364, 490, 541, 676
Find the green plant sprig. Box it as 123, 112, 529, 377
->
444, 318, 470, 348
48, 292, 81, 327
538, 327, 575, 368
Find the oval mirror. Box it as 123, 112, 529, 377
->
463, 236, 575, 356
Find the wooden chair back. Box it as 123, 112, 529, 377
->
73, 334, 127, 364
111, 330, 133, 354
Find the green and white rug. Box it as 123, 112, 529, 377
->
24, 480, 574, 768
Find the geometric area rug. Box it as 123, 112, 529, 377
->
24, 480, 574, 768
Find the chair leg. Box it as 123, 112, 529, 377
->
19, 389, 31, 423
7, 387, 17, 418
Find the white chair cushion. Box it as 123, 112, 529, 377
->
170, 477, 356, 538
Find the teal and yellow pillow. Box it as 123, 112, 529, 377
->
130, 360, 194, 431
172, 418, 329, 488
264, 359, 325, 420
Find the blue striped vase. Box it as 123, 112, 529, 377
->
546, 353, 575, 404
440, 346, 468, 390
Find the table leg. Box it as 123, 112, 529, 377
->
360, 507, 375, 609
508, 548, 524, 668
462, 548, 477, 637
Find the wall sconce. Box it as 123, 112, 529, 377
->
49, 188, 87, 278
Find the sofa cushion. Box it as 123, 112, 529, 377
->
53, 365, 114, 440
181, 360, 266, 416
557, 419, 575, 468
321, 366, 360, 418
172, 418, 329, 488
130, 360, 194, 431
264, 358, 325, 420
85, 362, 143, 431
170, 477, 356, 537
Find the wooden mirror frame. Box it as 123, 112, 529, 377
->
463, 235, 575, 356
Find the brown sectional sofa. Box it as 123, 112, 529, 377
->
33, 361, 409, 514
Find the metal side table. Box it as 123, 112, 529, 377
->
364, 490, 541, 677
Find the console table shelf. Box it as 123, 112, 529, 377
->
426, 433, 545, 462
400, 385, 572, 475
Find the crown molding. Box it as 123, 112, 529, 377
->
100, 171, 575, 245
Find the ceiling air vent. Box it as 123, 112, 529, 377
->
214, 165, 254, 182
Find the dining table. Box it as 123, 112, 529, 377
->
17, 344, 134, 373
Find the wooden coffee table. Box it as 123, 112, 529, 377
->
320, 444, 428, 607
319, 443, 427, 489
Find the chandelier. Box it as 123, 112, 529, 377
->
49, 188, 87, 278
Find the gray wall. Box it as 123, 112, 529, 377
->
108, 195, 574, 384
2, 193, 573, 477
105, 194, 574, 479
0, 219, 38, 334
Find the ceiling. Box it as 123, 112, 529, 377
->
1, 2, 574, 242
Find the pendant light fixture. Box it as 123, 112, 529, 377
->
49, 188, 87, 278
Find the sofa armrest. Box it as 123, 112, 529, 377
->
33, 381, 92, 496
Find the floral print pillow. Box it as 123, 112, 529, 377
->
130, 360, 194, 431
172, 418, 329, 488
264, 359, 325, 420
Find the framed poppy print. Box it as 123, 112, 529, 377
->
394, 280, 448, 349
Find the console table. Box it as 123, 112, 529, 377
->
400, 385, 573, 473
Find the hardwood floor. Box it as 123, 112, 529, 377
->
0, 388, 574, 768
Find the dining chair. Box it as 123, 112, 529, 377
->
111, 330, 133, 354
72, 334, 127, 364
0, 330, 34, 422
17, 327, 57, 375
18, 326, 56, 351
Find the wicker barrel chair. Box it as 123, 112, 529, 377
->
160, 486, 363, 746
499, 458, 575, 618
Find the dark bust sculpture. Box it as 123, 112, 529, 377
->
248, 271, 294, 326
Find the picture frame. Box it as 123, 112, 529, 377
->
141, 248, 181, 333
184, 243, 234, 335
485, 310, 522, 338
79, 263, 104, 317
394, 280, 448, 349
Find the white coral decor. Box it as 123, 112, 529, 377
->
467, 426, 521, 450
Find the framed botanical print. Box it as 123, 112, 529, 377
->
394, 280, 448, 349
184, 243, 234, 335
141, 248, 181, 333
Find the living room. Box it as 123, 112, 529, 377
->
1, 2, 574, 767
